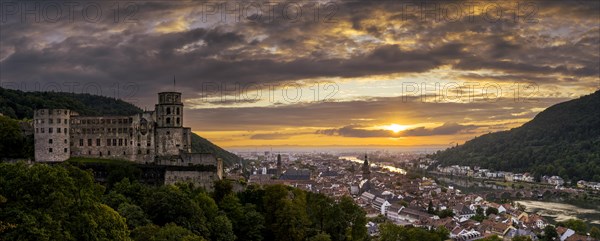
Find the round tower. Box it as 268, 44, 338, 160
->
156, 92, 183, 128
34, 109, 71, 162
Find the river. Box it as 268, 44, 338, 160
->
338, 156, 406, 174
436, 176, 600, 226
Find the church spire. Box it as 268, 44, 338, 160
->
362, 153, 370, 177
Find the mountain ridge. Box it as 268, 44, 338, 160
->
431, 90, 600, 182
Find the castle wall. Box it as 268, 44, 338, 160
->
34, 109, 71, 162
164, 170, 219, 191
70, 116, 136, 161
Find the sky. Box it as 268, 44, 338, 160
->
1, 0, 599, 150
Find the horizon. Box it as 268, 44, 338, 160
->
1, 0, 599, 149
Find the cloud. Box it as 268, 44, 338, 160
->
316, 122, 478, 138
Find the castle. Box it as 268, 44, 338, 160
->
33, 92, 223, 188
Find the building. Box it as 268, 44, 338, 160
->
33, 91, 223, 187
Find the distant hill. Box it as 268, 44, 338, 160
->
0, 87, 240, 165
432, 90, 600, 182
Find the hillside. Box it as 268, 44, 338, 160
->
0, 87, 240, 165
432, 90, 600, 182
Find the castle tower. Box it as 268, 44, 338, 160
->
33, 109, 71, 162
155, 92, 186, 157
156, 92, 183, 128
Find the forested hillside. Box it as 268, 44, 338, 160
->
0, 87, 240, 165
432, 90, 600, 182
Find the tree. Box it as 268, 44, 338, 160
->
590, 226, 600, 240
210, 215, 236, 241
131, 223, 205, 241
541, 225, 558, 241
0, 116, 25, 158
486, 207, 499, 216
213, 180, 233, 204
141, 185, 209, 237
309, 232, 332, 241
437, 209, 454, 218
118, 202, 151, 229
478, 235, 502, 241
557, 219, 587, 234
236, 204, 265, 241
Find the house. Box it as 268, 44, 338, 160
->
453, 204, 476, 219
547, 176, 565, 186
372, 197, 391, 215
504, 229, 539, 241
361, 192, 376, 203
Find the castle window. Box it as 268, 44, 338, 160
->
64, 139, 67, 144
147, 150, 150, 154
96, 139, 101, 146
79, 139, 83, 146
113, 139, 117, 146
41, 119, 45, 124
107, 139, 111, 146
167, 107, 171, 115
88, 151, 91, 155
57, 128, 61, 133
49, 119, 53, 124
123, 151, 126, 155
88, 139, 92, 146
57, 119, 61, 124
41, 128, 45, 133
49, 139, 53, 144
99, 152, 102, 157
65, 119, 68, 124
118, 119, 122, 124
138, 150, 142, 154
108, 151, 111, 155
176, 118, 180, 125
49, 128, 53, 133
64, 128, 67, 134
125, 139, 128, 146
36, 128, 39, 133
176, 108, 180, 115
64, 148, 67, 153
166, 118, 171, 124
118, 139, 123, 146
49, 148, 53, 153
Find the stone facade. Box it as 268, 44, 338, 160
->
33, 92, 223, 185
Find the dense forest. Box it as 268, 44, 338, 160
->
432, 90, 600, 182
0, 162, 456, 241
0, 87, 240, 165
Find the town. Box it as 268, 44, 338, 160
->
231, 151, 600, 241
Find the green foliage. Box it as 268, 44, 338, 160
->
541, 225, 558, 241
118, 203, 151, 229
309, 232, 332, 241
512, 236, 533, 241
0, 163, 368, 241
0, 116, 31, 159
478, 235, 503, 241
486, 207, 499, 216
590, 226, 600, 240
556, 219, 588, 234
379, 223, 447, 241
432, 90, 600, 181
0, 162, 129, 240
131, 223, 205, 241
437, 209, 455, 218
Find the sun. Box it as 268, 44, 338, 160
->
385, 124, 407, 133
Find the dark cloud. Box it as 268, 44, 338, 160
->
400, 122, 478, 136
316, 125, 395, 138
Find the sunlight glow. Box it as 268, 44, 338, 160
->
385, 124, 408, 133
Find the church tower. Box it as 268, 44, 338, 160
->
362, 153, 370, 179
276, 154, 282, 177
